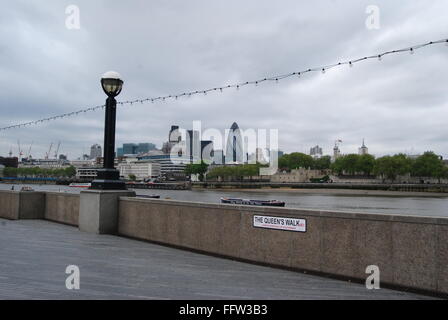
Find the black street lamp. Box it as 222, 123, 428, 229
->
90, 71, 126, 190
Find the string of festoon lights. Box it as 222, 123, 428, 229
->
1, 38, 447, 132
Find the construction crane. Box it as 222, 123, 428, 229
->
17, 140, 23, 159
334, 139, 343, 148
54, 141, 61, 159
26, 141, 34, 160
45, 142, 53, 160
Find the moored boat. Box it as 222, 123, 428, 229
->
136, 194, 161, 199
220, 197, 285, 207
69, 183, 91, 188
20, 186, 35, 192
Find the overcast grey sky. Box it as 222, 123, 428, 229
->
1, 0, 447, 159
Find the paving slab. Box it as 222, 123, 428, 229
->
0, 218, 433, 300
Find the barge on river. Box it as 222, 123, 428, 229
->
220, 197, 285, 207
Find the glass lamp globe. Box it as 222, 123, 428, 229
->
101, 71, 123, 97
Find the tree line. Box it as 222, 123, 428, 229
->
279, 153, 332, 171
326, 152, 446, 181
207, 164, 266, 180
185, 161, 209, 181
373, 152, 448, 181
186, 162, 266, 181
186, 151, 448, 182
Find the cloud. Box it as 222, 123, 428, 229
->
1, 0, 447, 159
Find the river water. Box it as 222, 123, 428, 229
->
2, 183, 448, 218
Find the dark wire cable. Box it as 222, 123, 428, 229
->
1, 38, 446, 132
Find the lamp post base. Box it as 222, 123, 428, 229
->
90, 169, 127, 190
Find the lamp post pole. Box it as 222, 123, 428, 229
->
103, 96, 116, 170
90, 71, 126, 190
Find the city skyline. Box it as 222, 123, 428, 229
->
0, 133, 443, 161
2, 1, 448, 304
1, 1, 447, 159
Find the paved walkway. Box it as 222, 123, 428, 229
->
0, 218, 432, 300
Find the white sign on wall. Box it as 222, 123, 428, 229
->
253, 215, 306, 232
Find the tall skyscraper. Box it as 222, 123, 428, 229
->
255, 148, 268, 164
225, 122, 244, 164
90, 144, 102, 160
169, 126, 181, 143
201, 140, 214, 163
213, 150, 224, 164
186, 130, 201, 163
163, 125, 182, 154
